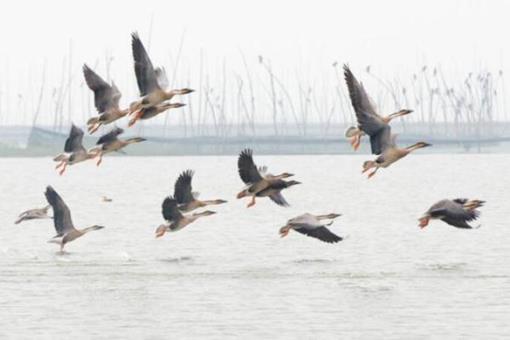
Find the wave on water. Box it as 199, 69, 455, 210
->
292, 258, 336, 264
158, 256, 193, 264
418, 262, 468, 271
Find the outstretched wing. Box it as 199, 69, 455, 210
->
429, 199, 481, 229
96, 127, 124, 145
269, 192, 289, 207
82, 64, 121, 113
295, 226, 343, 243
174, 170, 195, 204
370, 124, 394, 155
161, 196, 183, 222
440, 216, 475, 229
44, 186, 75, 236
238, 149, 263, 184
344, 64, 389, 153
64, 124, 85, 153
131, 32, 161, 96
155, 67, 169, 89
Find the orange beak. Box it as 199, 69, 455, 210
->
418, 216, 430, 229
155, 229, 167, 238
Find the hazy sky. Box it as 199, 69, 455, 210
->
0, 0, 508, 125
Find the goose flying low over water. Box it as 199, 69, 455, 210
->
344, 65, 412, 152
45, 186, 104, 252
279, 213, 343, 243
174, 170, 227, 212
155, 197, 216, 238
128, 32, 192, 126
362, 139, 431, 178
419, 198, 485, 229
15, 205, 52, 224
53, 124, 100, 175
236, 149, 300, 208
83, 64, 129, 134
93, 127, 146, 166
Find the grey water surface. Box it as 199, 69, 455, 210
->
0, 154, 509, 339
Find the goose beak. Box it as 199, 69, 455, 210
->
155, 226, 167, 238
418, 216, 430, 229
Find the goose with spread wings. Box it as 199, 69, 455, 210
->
173, 170, 227, 212
45, 186, 104, 252
93, 127, 146, 166
236, 148, 300, 208
419, 198, 485, 229
15, 205, 52, 224
279, 213, 343, 243
155, 197, 216, 238
128, 32, 191, 126
53, 124, 100, 175
83, 64, 129, 134
343, 65, 412, 152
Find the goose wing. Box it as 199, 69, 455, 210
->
344, 65, 390, 154
162, 197, 183, 222
174, 170, 195, 204
44, 186, 75, 236
83, 64, 121, 113
64, 124, 86, 153
155, 67, 169, 89
96, 127, 124, 145
131, 32, 161, 96
370, 125, 395, 155
269, 192, 289, 207
428, 199, 480, 229
294, 225, 343, 243
238, 148, 263, 184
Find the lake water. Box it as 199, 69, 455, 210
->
0, 154, 509, 339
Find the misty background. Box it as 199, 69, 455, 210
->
0, 0, 508, 129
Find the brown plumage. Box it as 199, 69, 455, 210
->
53, 124, 99, 175
236, 149, 300, 207
128, 33, 193, 126
279, 213, 343, 243
343, 65, 412, 152
94, 127, 146, 166
45, 186, 104, 252
155, 197, 216, 238
419, 198, 485, 229
83, 64, 129, 134
361, 140, 431, 178
173, 170, 227, 212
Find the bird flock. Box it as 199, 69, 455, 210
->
14, 33, 486, 251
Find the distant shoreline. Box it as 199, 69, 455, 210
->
0, 125, 509, 156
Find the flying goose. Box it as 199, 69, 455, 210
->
155, 197, 216, 238
419, 198, 485, 229
83, 64, 129, 134
236, 149, 300, 207
279, 213, 343, 243
344, 65, 412, 152
128, 33, 192, 126
362, 139, 431, 178
15, 205, 52, 224
45, 186, 104, 252
174, 170, 227, 212
94, 127, 146, 166
53, 124, 100, 175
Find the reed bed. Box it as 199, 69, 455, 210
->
0, 47, 506, 140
